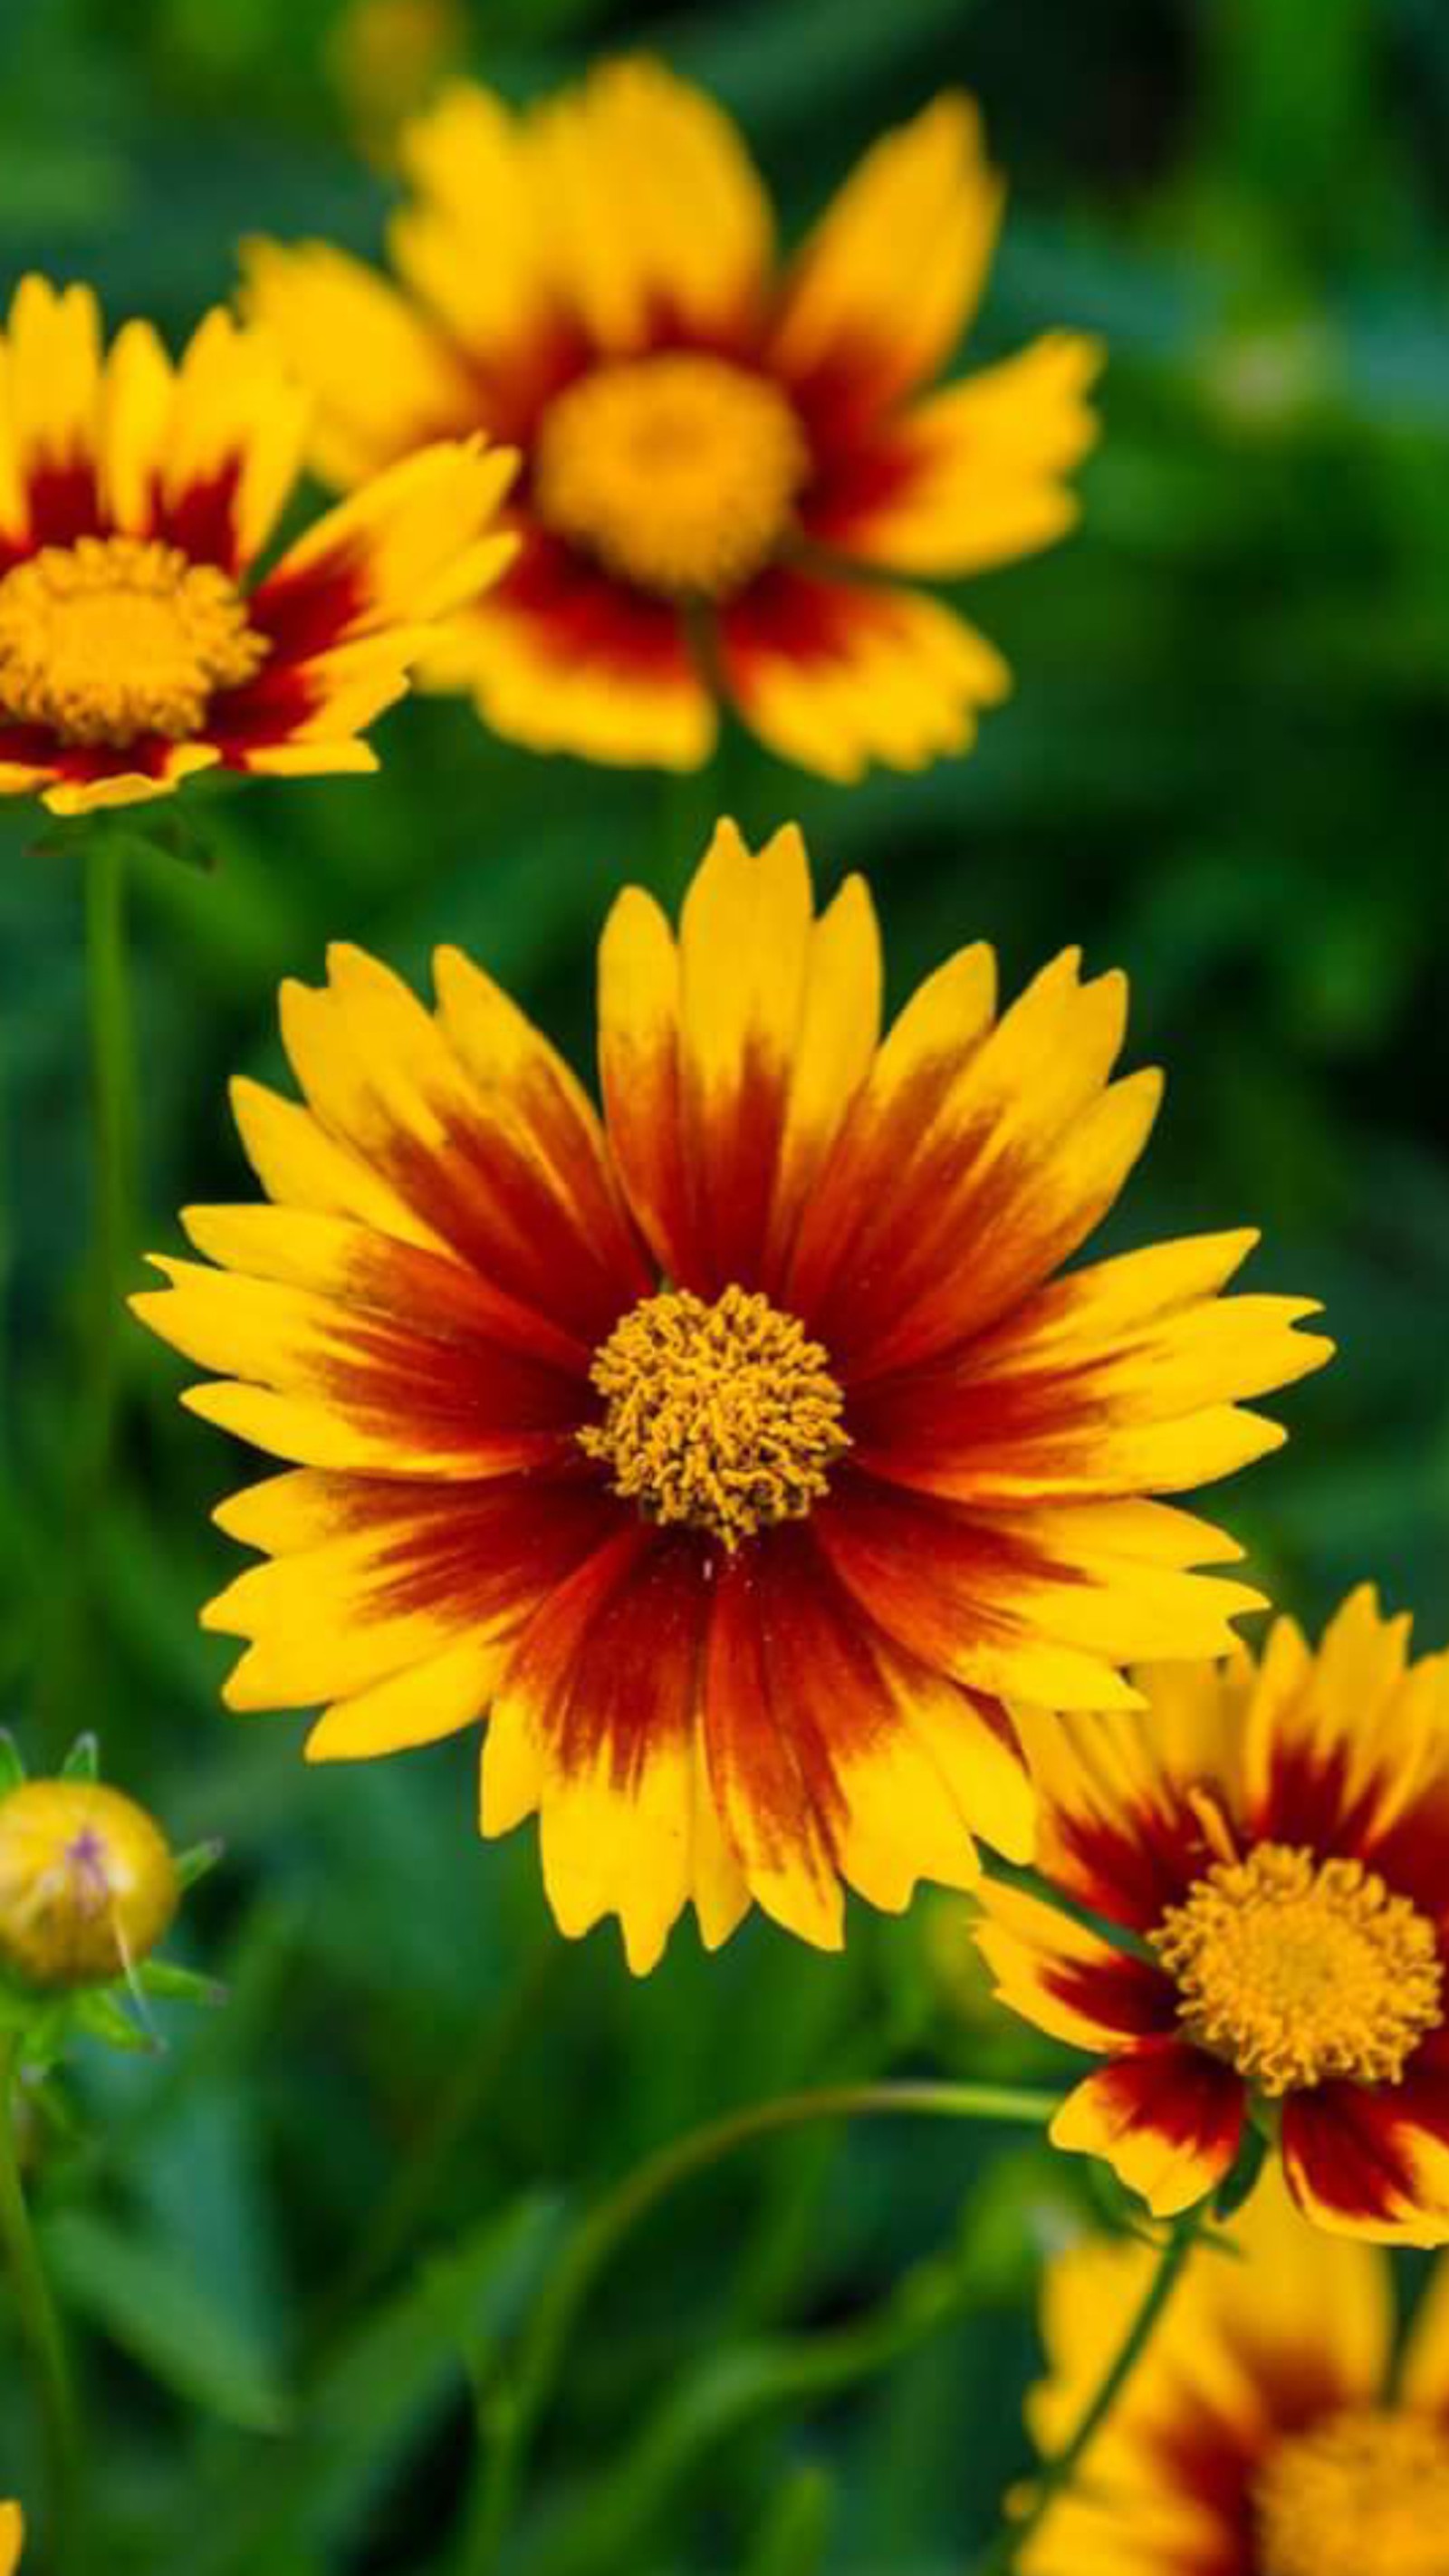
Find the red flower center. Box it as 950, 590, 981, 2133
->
578, 1283, 849, 1551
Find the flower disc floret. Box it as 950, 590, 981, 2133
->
579, 1283, 849, 1549
1253, 2408, 1449, 2576
0, 1780, 179, 1990
533, 353, 810, 600
1153, 1841, 1443, 2095
0, 536, 267, 746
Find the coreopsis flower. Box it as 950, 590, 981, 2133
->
975, 1588, 1449, 2241
1020, 2171, 1449, 2576
0, 2505, 20, 2576
0, 1779, 178, 1988
243, 62, 1101, 780
0, 276, 514, 816
133, 821, 1327, 1972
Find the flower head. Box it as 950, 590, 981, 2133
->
0, 276, 515, 815
1021, 2171, 1449, 2576
975, 1587, 1449, 2240
243, 62, 1101, 781
133, 820, 1328, 1971
0, 1778, 178, 1989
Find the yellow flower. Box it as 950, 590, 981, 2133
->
243, 62, 1101, 781
0, 1780, 178, 1988
133, 820, 1328, 1971
1021, 2169, 1449, 2576
0, 276, 515, 815
0, 2505, 20, 2576
975, 1589, 1449, 2240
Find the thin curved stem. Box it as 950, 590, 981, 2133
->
463, 2078, 1061, 2575
971, 2208, 1202, 2574
83, 830, 138, 1485
0, 2033, 82, 2570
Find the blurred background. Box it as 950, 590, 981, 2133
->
1, 0, 1446, 2567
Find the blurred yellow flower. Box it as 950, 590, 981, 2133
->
136, 819, 1327, 1972
0, 276, 516, 816
245, 62, 1102, 781
0, 1780, 178, 1988
0, 2504, 20, 2576
1022, 2169, 1449, 2576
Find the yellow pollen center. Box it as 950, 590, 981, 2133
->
1254, 2408, 1449, 2576
1151, 1840, 1443, 2094
533, 353, 810, 599
0, 534, 267, 746
579, 1284, 849, 1551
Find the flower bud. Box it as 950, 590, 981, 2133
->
0, 1781, 178, 1990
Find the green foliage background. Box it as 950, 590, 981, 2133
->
0, 0, 1446, 2567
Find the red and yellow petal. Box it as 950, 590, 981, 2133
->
1281, 2060, 1449, 2245
974, 1879, 1179, 2054
718, 567, 1008, 783
0, 275, 103, 548
785, 946, 1130, 1366
269, 942, 646, 1346
852, 1261, 1329, 1508
597, 818, 883, 1294
524, 59, 774, 357
810, 331, 1103, 576
1050, 2043, 1246, 2216
481, 1526, 711, 1975
424, 530, 715, 770
206, 1466, 613, 1720
815, 1475, 1264, 1714
152, 308, 311, 572
770, 94, 1003, 423
253, 435, 516, 651
16, 740, 222, 819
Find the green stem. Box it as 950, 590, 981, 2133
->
0, 2032, 82, 2569
464, 2078, 1061, 2575
972, 2208, 1202, 2575
83, 830, 139, 1483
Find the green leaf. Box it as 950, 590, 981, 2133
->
44, 2207, 292, 2434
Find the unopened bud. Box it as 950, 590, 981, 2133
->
0, 1781, 178, 1990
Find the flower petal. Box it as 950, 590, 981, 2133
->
155, 308, 310, 572
810, 332, 1102, 574
482, 1526, 709, 1974
719, 566, 1007, 782
770, 94, 1003, 419
242, 235, 479, 483
254, 436, 516, 649
524, 58, 773, 353
1, 275, 102, 543
204, 1468, 612, 1712
1281, 2066, 1449, 2245
273, 942, 641, 1344
597, 821, 882, 1293
426, 530, 715, 770
974, 1879, 1179, 2052
1050, 2043, 1245, 2216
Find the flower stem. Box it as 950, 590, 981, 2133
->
971, 2206, 1203, 2574
0, 2033, 82, 2568
83, 829, 139, 1483
464, 2078, 1061, 2574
